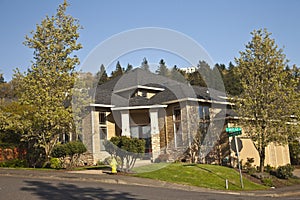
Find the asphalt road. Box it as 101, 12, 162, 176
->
0, 175, 300, 200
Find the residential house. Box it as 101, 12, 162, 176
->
82, 68, 290, 168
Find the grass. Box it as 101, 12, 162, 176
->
133, 163, 268, 191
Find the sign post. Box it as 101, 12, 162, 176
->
226, 127, 244, 189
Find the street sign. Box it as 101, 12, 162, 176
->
226, 127, 242, 137
226, 127, 242, 133
226, 127, 244, 188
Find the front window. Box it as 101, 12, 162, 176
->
99, 112, 107, 151
173, 107, 183, 147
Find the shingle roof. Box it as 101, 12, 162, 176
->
95, 68, 227, 106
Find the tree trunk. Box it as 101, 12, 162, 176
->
259, 148, 265, 172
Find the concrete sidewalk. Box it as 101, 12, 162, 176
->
0, 168, 299, 198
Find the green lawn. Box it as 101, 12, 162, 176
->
133, 163, 267, 191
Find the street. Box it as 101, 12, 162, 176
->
0, 175, 299, 200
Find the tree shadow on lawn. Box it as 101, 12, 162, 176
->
21, 180, 146, 200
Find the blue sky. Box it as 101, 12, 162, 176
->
0, 0, 300, 81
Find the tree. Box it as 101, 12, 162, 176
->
110, 61, 124, 78
234, 29, 298, 172
141, 57, 150, 71
170, 65, 186, 83
125, 63, 133, 72
0, 74, 5, 84
156, 59, 169, 77
15, 0, 82, 164
223, 62, 242, 96
187, 71, 207, 87
97, 64, 108, 85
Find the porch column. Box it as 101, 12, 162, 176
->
120, 110, 130, 137
149, 108, 161, 161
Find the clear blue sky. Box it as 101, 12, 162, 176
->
1, 0, 300, 81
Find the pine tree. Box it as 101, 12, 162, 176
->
156, 59, 169, 77
111, 61, 124, 78
141, 57, 150, 71
97, 64, 108, 85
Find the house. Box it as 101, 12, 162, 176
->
82, 68, 291, 167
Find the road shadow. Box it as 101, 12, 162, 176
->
21, 180, 146, 200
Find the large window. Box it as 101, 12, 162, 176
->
173, 107, 183, 147
99, 112, 107, 151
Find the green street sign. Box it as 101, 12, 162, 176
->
226, 127, 242, 133
226, 127, 242, 137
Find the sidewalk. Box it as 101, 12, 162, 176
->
0, 168, 299, 198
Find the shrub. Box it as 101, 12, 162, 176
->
0, 159, 27, 168
261, 178, 274, 187
264, 164, 274, 173
103, 156, 122, 166
51, 141, 87, 169
276, 164, 294, 179
104, 136, 145, 172
49, 158, 62, 169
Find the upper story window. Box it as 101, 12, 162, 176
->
141, 90, 147, 97
99, 112, 107, 125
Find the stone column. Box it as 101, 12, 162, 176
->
120, 110, 130, 137
150, 108, 160, 161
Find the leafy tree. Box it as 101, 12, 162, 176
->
111, 61, 124, 78
141, 57, 150, 71
104, 136, 145, 172
15, 0, 82, 164
156, 59, 169, 77
234, 29, 298, 172
97, 64, 108, 85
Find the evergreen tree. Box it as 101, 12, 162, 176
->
234, 29, 298, 172
111, 61, 124, 78
141, 57, 150, 71
156, 59, 169, 77
97, 64, 108, 85
187, 71, 207, 87
170, 65, 186, 83
224, 62, 242, 96
125, 63, 133, 72
0, 74, 5, 84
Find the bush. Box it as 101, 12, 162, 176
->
104, 136, 145, 172
103, 156, 122, 166
265, 164, 274, 173
276, 164, 294, 179
261, 178, 274, 187
51, 141, 87, 169
49, 158, 62, 169
0, 159, 27, 168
